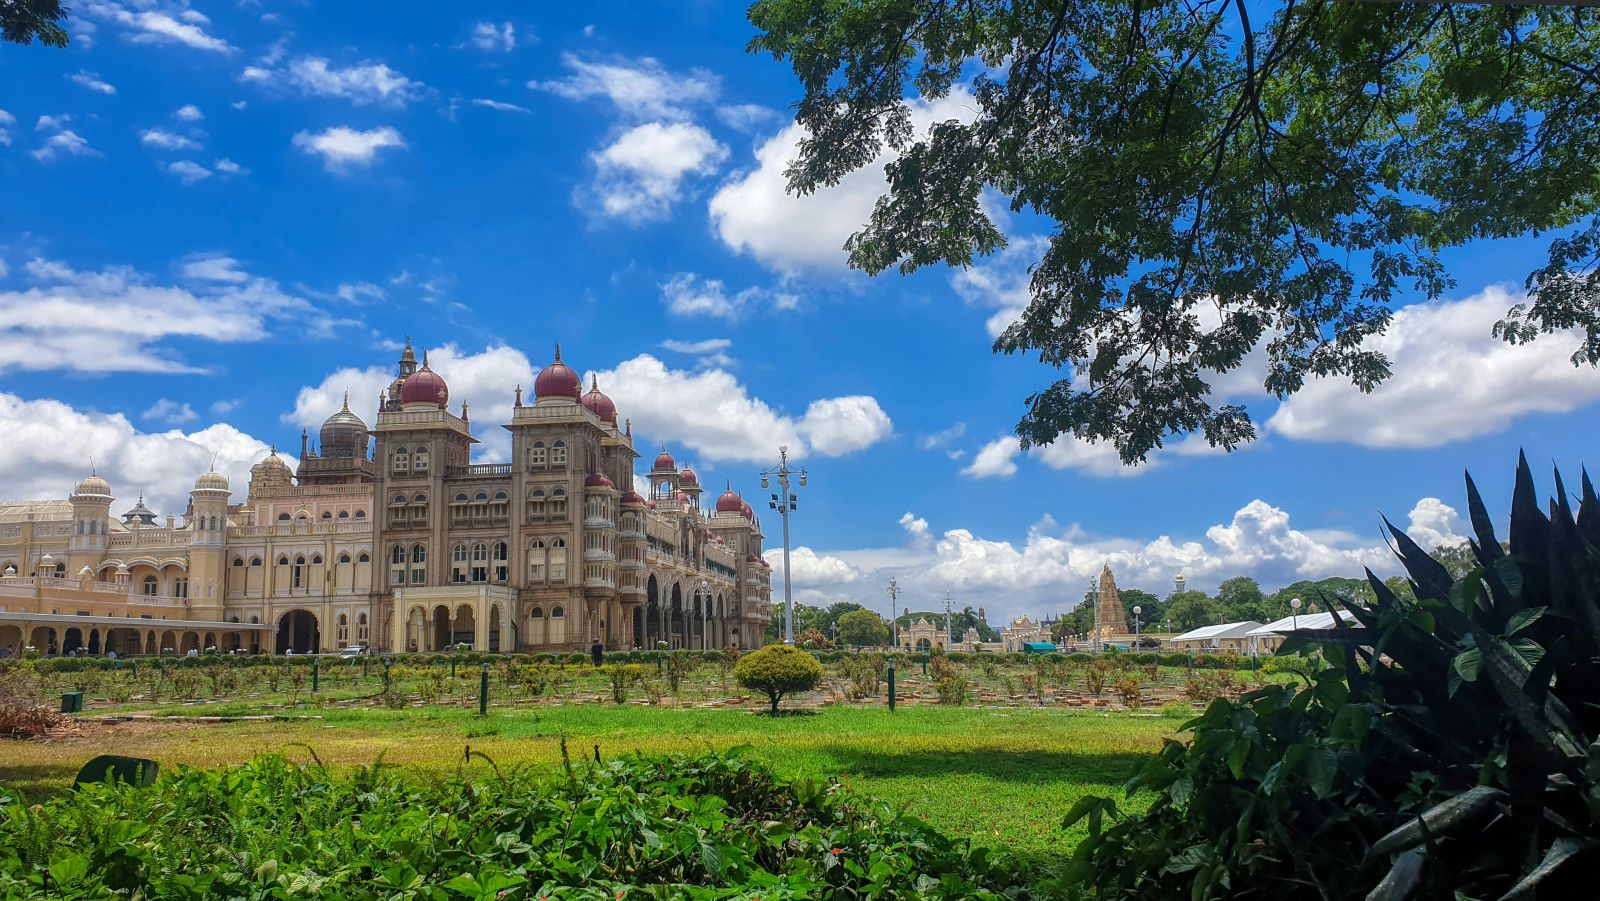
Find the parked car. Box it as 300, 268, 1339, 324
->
338, 646, 367, 658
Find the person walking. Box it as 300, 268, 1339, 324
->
590, 638, 604, 667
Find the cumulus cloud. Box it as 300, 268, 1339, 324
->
660, 338, 732, 355
463, 21, 518, 52
951, 236, 1049, 338
659, 272, 796, 319
0, 108, 14, 146
0, 392, 278, 515
1270, 285, 1600, 448
212, 157, 245, 175
916, 422, 966, 451
0, 256, 332, 373
767, 497, 1464, 624
961, 437, 1020, 479
82, 1, 235, 54
141, 398, 198, 424
586, 122, 727, 223
530, 54, 718, 120
243, 56, 423, 107
1402, 497, 1466, 550
140, 128, 200, 150
964, 434, 1164, 480
31, 130, 97, 163
67, 70, 116, 94
174, 104, 203, 121
292, 126, 405, 171
166, 159, 211, 184
709, 87, 978, 276
593, 354, 893, 463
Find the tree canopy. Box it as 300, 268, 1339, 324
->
749, 0, 1600, 462
836, 608, 891, 647
2, 0, 69, 47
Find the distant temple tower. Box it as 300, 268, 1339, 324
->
1094, 564, 1129, 639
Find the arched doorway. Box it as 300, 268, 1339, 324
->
276, 610, 320, 654
638, 573, 660, 648
669, 583, 684, 649
431, 605, 450, 651
454, 604, 475, 649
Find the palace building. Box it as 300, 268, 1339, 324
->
0, 340, 773, 656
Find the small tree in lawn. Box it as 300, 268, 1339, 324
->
734, 644, 823, 715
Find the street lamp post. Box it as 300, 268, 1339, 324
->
1290, 597, 1302, 634
761, 445, 808, 645
1132, 605, 1142, 648
888, 578, 900, 650
699, 579, 710, 651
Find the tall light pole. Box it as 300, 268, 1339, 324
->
1132, 605, 1142, 648
943, 591, 953, 651
888, 578, 900, 650
761, 445, 807, 645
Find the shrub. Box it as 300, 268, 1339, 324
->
1113, 675, 1143, 709
605, 664, 644, 704
929, 655, 966, 705
734, 644, 823, 714
0, 701, 63, 738
1064, 456, 1600, 899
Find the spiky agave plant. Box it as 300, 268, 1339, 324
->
1061, 454, 1599, 900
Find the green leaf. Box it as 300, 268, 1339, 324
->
48, 852, 90, 886
1506, 606, 1545, 637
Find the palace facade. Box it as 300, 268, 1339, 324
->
0, 341, 773, 656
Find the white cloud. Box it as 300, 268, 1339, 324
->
166, 160, 211, 184
292, 126, 405, 171
592, 354, 893, 463
0, 256, 332, 374
464, 21, 517, 52
31, 130, 97, 163
210, 398, 241, 416
659, 272, 794, 319
336, 282, 385, 303
1270, 285, 1600, 448
660, 338, 732, 354
530, 54, 718, 120
1402, 498, 1466, 550
586, 122, 727, 223
181, 256, 247, 282
716, 103, 778, 133
961, 437, 1020, 479
174, 104, 203, 122
244, 56, 423, 107
951, 236, 1048, 338
472, 98, 531, 114
709, 88, 978, 276
142, 398, 198, 424
771, 495, 1465, 624
83, 1, 235, 54
899, 511, 930, 541
0, 109, 15, 146
916, 421, 966, 451
142, 128, 200, 150
213, 157, 245, 175
36, 114, 70, 132
0, 391, 274, 516
67, 70, 116, 94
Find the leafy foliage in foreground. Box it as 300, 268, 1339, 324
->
1062, 454, 1600, 899
0, 751, 1024, 899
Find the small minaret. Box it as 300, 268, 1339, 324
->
67, 470, 114, 575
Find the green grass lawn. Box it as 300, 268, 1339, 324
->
1, 703, 1180, 868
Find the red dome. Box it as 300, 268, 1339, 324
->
620, 490, 646, 506
400, 366, 449, 408
581, 375, 617, 424
678, 467, 699, 487
741, 500, 753, 519
534, 345, 582, 401
652, 449, 676, 472
715, 485, 743, 514
584, 473, 615, 489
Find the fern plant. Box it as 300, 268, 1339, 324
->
1063, 454, 1600, 899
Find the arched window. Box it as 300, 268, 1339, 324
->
277, 556, 289, 566
551, 440, 568, 466
470, 542, 488, 582
451, 543, 469, 583
527, 540, 545, 582
338, 510, 349, 520
338, 553, 351, 564
354, 509, 366, 519
390, 545, 406, 564
357, 612, 369, 643
232, 557, 244, 567
311, 554, 323, 565
550, 488, 568, 517
411, 493, 428, 524
250, 556, 262, 567
549, 538, 567, 583
390, 545, 407, 585
454, 493, 469, 505
551, 605, 565, 618
529, 606, 544, 618
278, 513, 291, 522
293, 555, 306, 588
410, 544, 427, 584
357, 552, 370, 563
474, 492, 488, 503
392, 447, 410, 473
320, 511, 333, 520
142, 574, 158, 596
492, 541, 508, 582
413, 446, 430, 473
527, 488, 546, 518
528, 441, 547, 467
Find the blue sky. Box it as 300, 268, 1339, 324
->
3, 1, 1598, 622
